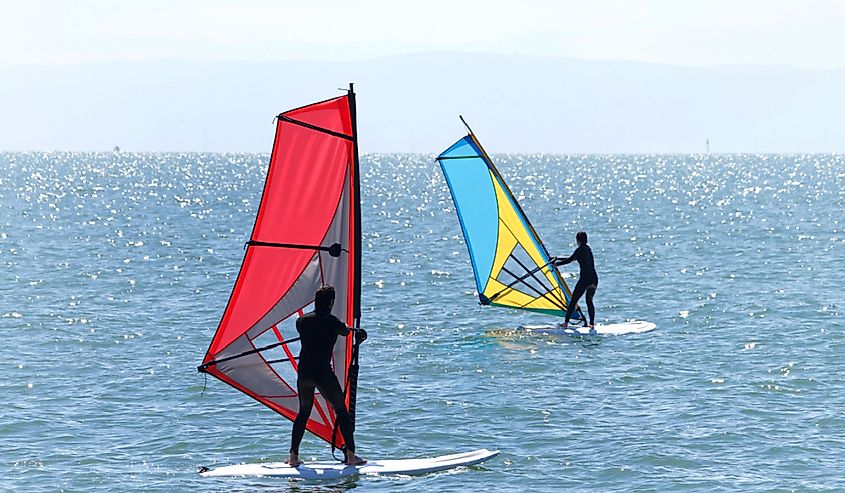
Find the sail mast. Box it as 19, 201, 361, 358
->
346, 83, 362, 430
349, 83, 362, 326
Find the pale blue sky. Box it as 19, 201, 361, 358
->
2, 0, 844, 68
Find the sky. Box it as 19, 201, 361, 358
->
2, 0, 843, 153
1, 0, 844, 69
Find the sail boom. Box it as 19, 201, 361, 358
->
246, 240, 343, 257
197, 336, 302, 372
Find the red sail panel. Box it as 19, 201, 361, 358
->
202, 94, 358, 447
284, 96, 353, 136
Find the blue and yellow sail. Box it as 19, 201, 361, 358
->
436, 122, 584, 320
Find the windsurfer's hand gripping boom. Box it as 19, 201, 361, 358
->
549, 256, 570, 267
353, 327, 368, 344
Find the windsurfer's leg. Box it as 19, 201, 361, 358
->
565, 281, 587, 324
316, 373, 356, 453
585, 284, 597, 326
320, 378, 367, 466
290, 377, 316, 456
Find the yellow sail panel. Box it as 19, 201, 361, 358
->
481, 171, 569, 314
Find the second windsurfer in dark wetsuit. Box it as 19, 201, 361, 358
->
554, 231, 598, 330
287, 286, 367, 467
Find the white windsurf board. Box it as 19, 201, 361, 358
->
519, 320, 656, 336
199, 448, 499, 479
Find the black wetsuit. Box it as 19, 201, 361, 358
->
289, 309, 355, 455
557, 244, 599, 325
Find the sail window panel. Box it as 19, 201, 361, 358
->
216, 335, 297, 398
495, 243, 553, 298
300, 302, 315, 316
267, 353, 298, 390
251, 327, 299, 394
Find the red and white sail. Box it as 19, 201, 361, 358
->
200, 87, 362, 447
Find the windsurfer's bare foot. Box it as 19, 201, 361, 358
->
287, 453, 303, 466
344, 451, 367, 466
560, 322, 569, 328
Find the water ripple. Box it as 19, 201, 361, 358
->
1, 152, 844, 491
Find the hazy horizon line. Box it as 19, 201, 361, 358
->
1, 50, 842, 73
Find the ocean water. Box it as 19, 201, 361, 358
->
1, 151, 843, 492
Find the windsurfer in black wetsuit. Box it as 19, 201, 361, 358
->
553, 231, 598, 331
287, 286, 367, 467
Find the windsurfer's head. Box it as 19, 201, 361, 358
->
315, 285, 336, 313
576, 231, 588, 246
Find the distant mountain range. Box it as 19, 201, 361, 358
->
1, 52, 843, 153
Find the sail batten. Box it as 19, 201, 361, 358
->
437, 125, 585, 321
201, 87, 361, 448
278, 115, 354, 141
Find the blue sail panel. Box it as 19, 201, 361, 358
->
437, 138, 498, 293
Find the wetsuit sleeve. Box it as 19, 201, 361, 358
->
295, 316, 303, 336
335, 317, 351, 336
556, 248, 579, 266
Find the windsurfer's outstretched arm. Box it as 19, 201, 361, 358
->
553, 252, 576, 266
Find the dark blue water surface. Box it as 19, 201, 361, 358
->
1, 152, 843, 492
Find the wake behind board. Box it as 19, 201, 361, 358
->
199, 448, 499, 479
519, 320, 656, 336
